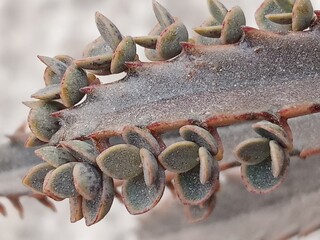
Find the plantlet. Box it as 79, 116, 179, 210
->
11, 0, 320, 237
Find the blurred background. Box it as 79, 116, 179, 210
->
1, 0, 320, 239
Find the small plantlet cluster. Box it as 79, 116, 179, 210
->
21, 0, 320, 228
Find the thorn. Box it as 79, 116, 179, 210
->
50, 110, 64, 118
80, 86, 96, 94
7, 196, 24, 218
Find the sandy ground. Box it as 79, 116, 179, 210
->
1, 0, 320, 239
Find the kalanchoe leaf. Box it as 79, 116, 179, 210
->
60, 64, 89, 107
221, 6, 246, 44
234, 138, 270, 165
193, 25, 223, 38
133, 35, 158, 49
31, 84, 61, 101
269, 140, 285, 178
25, 134, 46, 148
23, 163, 55, 194
157, 20, 188, 60
43, 55, 73, 86
45, 162, 78, 198
174, 163, 219, 205
158, 141, 200, 173
184, 194, 216, 223
122, 167, 165, 215
274, 0, 293, 12
207, 0, 228, 23
265, 13, 293, 24
74, 54, 113, 71
95, 12, 123, 51
60, 140, 98, 165
255, 0, 293, 32
152, 0, 175, 28
292, 0, 314, 31
69, 196, 83, 223
37, 55, 67, 76
179, 125, 218, 155
73, 163, 102, 200
199, 147, 217, 185
34, 146, 76, 168
83, 36, 114, 58
96, 144, 142, 179
110, 36, 136, 74
43, 170, 65, 201
25, 100, 64, 142
145, 23, 165, 61
140, 148, 159, 187
82, 174, 114, 226
252, 121, 292, 150
122, 126, 161, 156
241, 155, 290, 194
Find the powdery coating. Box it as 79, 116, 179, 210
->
51, 26, 320, 143
122, 168, 165, 215
174, 163, 219, 205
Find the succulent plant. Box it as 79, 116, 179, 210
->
3, 0, 318, 237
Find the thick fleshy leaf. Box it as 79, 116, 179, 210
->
60, 140, 98, 165
152, 0, 175, 28
23, 163, 55, 194
95, 12, 123, 51
73, 163, 102, 200
199, 147, 217, 185
38, 55, 67, 76
45, 162, 78, 198
110, 36, 136, 74
43, 170, 64, 201
60, 64, 89, 107
252, 121, 292, 150
269, 140, 285, 178
133, 35, 158, 49
158, 141, 200, 173
69, 196, 83, 223
140, 148, 159, 187
292, 0, 314, 31
35, 146, 76, 167
25, 134, 46, 148
207, 0, 228, 23
96, 144, 142, 179
82, 174, 114, 226
122, 126, 161, 155
157, 20, 188, 60
122, 167, 165, 215
184, 194, 216, 223
145, 23, 165, 61
25, 100, 64, 142
193, 25, 222, 38
221, 6, 246, 44
74, 54, 112, 70
265, 13, 293, 24
180, 125, 218, 155
31, 84, 61, 100
241, 155, 289, 194
174, 162, 219, 205
43, 55, 73, 86
234, 138, 270, 165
